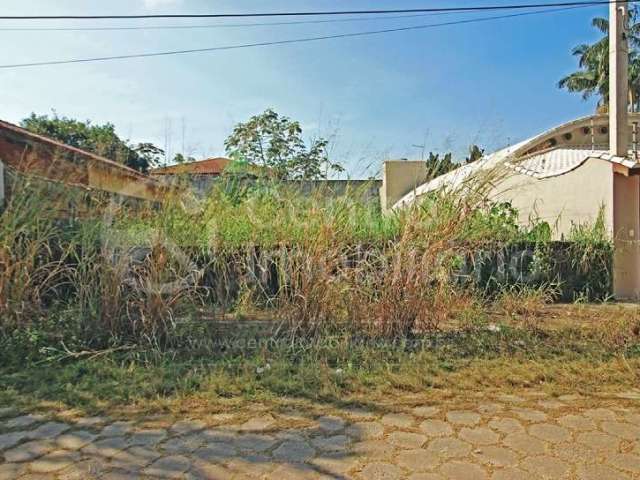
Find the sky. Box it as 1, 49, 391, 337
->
0, 0, 608, 178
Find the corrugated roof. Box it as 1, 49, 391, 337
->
150, 157, 231, 175
392, 113, 640, 210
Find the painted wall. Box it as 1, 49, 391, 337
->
491, 158, 614, 239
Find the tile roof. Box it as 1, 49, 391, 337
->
150, 157, 231, 175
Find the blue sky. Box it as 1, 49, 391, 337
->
0, 0, 607, 177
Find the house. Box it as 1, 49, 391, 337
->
380, 113, 640, 298
0, 119, 169, 203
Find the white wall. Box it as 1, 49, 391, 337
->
492, 158, 614, 239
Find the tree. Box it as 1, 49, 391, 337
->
558, 9, 640, 111
425, 152, 457, 177
20, 112, 164, 173
465, 144, 484, 164
224, 109, 344, 180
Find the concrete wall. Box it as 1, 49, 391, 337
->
492, 158, 614, 239
380, 161, 427, 211
612, 173, 640, 298
158, 174, 382, 202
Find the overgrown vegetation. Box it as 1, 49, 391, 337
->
0, 164, 631, 414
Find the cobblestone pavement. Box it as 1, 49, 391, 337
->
1, 390, 640, 479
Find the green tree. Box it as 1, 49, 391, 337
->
20, 112, 164, 173
558, 9, 640, 111
224, 109, 343, 180
465, 144, 484, 164
425, 151, 457, 178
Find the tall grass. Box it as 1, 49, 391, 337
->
0, 167, 609, 363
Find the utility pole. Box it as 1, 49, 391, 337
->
610, 0, 628, 155
610, 0, 640, 300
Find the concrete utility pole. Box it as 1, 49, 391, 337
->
610, 0, 629, 155
611, 0, 640, 300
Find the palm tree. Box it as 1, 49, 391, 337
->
559, 10, 640, 111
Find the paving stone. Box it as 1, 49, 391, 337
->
583, 408, 617, 422
272, 440, 315, 462
16, 474, 56, 480
558, 394, 582, 402
575, 463, 630, 480
496, 394, 525, 403
427, 438, 472, 459
420, 420, 454, 437
343, 408, 377, 421
73, 416, 107, 427
557, 414, 597, 431
502, 432, 547, 455
100, 471, 140, 480
0, 430, 28, 450
408, 474, 445, 480
29, 449, 81, 473
346, 421, 385, 439
358, 462, 404, 480
0, 463, 25, 480
488, 418, 524, 434
310, 434, 349, 452
459, 427, 499, 446
511, 408, 547, 422
477, 403, 504, 415
193, 442, 237, 461
446, 411, 481, 426
381, 412, 414, 429
607, 453, 640, 475
188, 459, 237, 480
55, 430, 96, 450
161, 434, 205, 454
601, 421, 640, 440
576, 431, 620, 452
316, 415, 346, 433
521, 455, 570, 478
4, 414, 44, 429
100, 422, 133, 437
528, 423, 571, 443
26, 422, 69, 440
234, 433, 278, 452
128, 428, 167, 446
3, 440, 54, 462
265, 463, 320, 480
537, 400, 567, 410
412, 406, 440, 418
439, 461, 488, 480
473, 446, 519, 467
309, 453, 361, 475
352, 439, 395, 458
490, 467, 536, 480
396, 449, 441, 471
170, 419, 206, 435
553, 441, 598, 465
388, 431, 428, 449
224, 453, 275, 477
57, 458, 107, 480
109, 446, 160, 472
143, 455, 192, 479
81, 436, 130, 458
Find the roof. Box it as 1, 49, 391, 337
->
393, 114, 640, 210
150, 157, 231, 175
0, 119, 170, 202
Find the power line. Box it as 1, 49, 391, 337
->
0, 6, 591, 70
0, 12, 475, 32
0, 0, 631, 21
